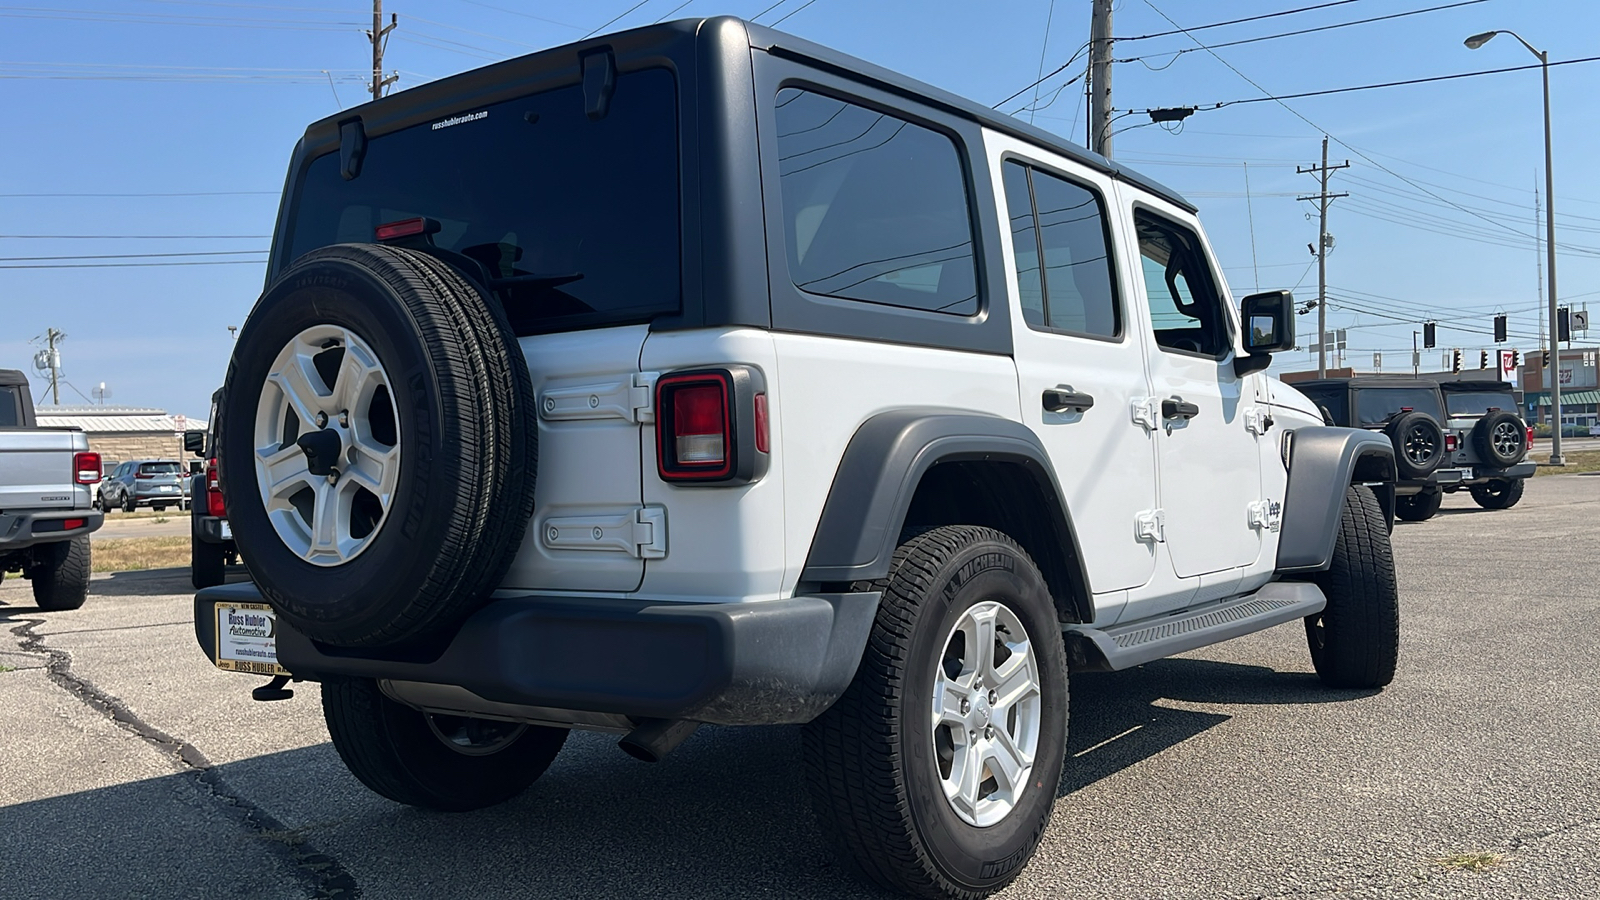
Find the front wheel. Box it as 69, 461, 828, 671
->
1469, 478, 1524, 510
322, 677, 568, 811
1306, 486, 1399, 689
803, 526, 1069, 899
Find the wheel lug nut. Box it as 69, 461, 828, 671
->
988, 690, 997, 705
327, 468, 339, 483
315, 412, 328, 428
339, 410, 349, 428
959, 698, 970, 715
985, 725, 994, 740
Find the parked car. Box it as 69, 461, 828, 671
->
99, 458, 189, 512
191, 18, 1399, 899
186, 389, 237, 588
1295, 375, 1532, 520
0, 368, 103, 610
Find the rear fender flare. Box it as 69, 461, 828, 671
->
1277, 426, 1396, 573
800, 409, 1093, 622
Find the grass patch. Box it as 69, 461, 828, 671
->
92, 536, 189, 573
100, 507, 184, 519
0, 664, 15, 673
1530, 448, 1600, 475
1434, 851, 1506, 872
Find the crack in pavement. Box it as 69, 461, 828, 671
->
6, 614, 361, 899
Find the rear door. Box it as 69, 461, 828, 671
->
992, 142, 1157, 595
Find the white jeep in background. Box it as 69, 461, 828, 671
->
195, 18, 1400, 898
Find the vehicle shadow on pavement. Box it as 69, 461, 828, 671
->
1064, 659, 1377, 796
86, 567, 249, 598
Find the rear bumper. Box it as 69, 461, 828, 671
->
193, 585, 879, 726
193, 515, 233, 545
1466, 461, 1536, 481
133, 488, 187, 504
0, 509, 103, 552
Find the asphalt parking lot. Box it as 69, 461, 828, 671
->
3, 475, 1598, 900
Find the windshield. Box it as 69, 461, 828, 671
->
1445, 391, 1517, 417
1355, 388, 1444, 426
284, 67, 680, 335
139, 462, 182, 475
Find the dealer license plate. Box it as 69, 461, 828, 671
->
213, 602, 289, 676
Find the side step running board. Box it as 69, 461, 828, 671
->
1063, 581, 1327, 672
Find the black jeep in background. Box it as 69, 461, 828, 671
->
1294, 376, 1532, 521
185, 389, 237, 588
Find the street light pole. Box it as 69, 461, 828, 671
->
1467, 29, 1563, 464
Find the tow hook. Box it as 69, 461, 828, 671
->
252, 674, 296, 702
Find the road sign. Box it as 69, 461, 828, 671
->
1499, 350, 1517, 382
1573, 310, 1589, 333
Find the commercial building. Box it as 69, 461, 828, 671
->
33, 406, 205, 472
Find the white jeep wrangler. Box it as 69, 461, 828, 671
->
195, 17, 1400, 898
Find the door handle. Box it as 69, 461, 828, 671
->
1161, 397, 1200, 420
1043, 387, 1095, 414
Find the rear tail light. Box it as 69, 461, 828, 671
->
655, 367, 769, 485
206, 459, 226, 517
73, 452, 101, 484
1527, 426, 1535, 446
62, 518, 85, 530
135, 472, 153, 479
1444, 434, 1458, 452
375, 216, 441, 242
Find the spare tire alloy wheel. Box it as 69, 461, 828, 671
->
255, 325, 399, 565
1386, 411, 1444, 481
1474, 410, 1526, 468
933, 600, 1043, 828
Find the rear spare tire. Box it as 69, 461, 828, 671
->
1469, 477, 1525, 510
1473, 410, 1526, 468
1393, 488, 1441, 522
218, 244, 537, 649
1384, 411, 1444, 481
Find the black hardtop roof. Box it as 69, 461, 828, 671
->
1294, 376, 1447, 391
306, 16, 1194, 214
0, 368, 28, 387
1437, 379, 1516, 392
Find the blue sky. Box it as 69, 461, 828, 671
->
3, 0, 1598, 417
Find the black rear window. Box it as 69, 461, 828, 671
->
0, 386, 19, 427
1355, 388, 1444, 426
285, 67, 680, 335
1444, 391, 1517, 417
139, 462, 182, 475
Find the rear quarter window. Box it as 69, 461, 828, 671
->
1355, 388, 1444, 426
0, 386, 19, 427
773, 87, 978, 317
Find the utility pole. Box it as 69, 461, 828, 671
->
1297, 136, 1349, 378
45, 328, 62, 405
367, 0, 397, 99
1087, 0, 1113, 158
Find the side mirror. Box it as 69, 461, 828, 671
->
183, 429, 206, 456
1235, 289, 1295, 376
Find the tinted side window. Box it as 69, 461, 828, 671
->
774, 88, 978, 316
0, 386, 18, 427
1300, 387, 1349, 425
1135, 211, 1229, 357
1002, 161, 1118, 338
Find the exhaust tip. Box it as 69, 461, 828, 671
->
618, 718, 699, 763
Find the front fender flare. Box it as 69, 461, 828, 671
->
1277, 426, 1396, 573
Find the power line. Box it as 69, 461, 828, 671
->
1117, 0, 1363, 41
993, 40, 1091, 108
770, 0, 820, 27
0, 250, 267, 261
585, 0, 653, 38
1117, 1, 1489, 66
0, 190, 276, 197
1132, 0, 1580, 247
0, 259, 266, 269
0, 234, 269, 239
1151, 55, 1600, 112
448, 0, 581, 31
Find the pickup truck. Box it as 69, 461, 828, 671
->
0, 368, 103, 609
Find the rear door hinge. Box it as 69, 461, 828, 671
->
1131, 397, 1160, 432
1135, 508, 1165, 543
542, 505, 668, 559
540, 371, 657, 424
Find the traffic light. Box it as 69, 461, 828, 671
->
1512, 349, 1521, 368
1480, 350, 1489, 369
1543, 349, 1551, 369
1451, 349, 1462, 373
1494, 314, 1508, 343
1423, 321, 1436, 349
1558, 307, 1571, 342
